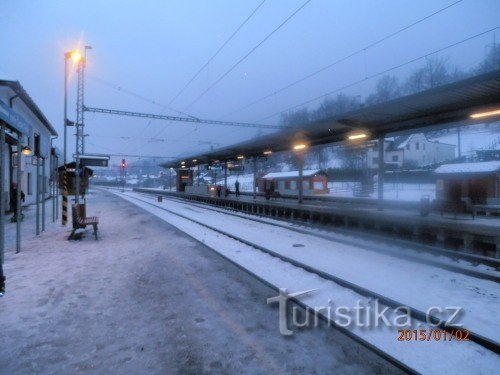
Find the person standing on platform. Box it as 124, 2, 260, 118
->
216, 185, 221, 197
235, 180, 240, 198
10, 182, 25, 222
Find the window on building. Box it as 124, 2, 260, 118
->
373, 157, 379, 164
34, 134, 40, 156
313, 181, 323, 190
278, 181, 285, 190
416, 142, 419, 150
27, 173, 32, 195
392, 155, 398, 161
290, 180, 297, 190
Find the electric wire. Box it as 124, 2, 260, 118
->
255, 26, 500, 123
134, 0, 311, 153
181, 0, 313, 113
166, 0, 267, 108
127, 0, 267, 154
219, 0, 464, 119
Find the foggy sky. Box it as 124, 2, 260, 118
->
1, 0, 499, 163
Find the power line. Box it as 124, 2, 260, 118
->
166, 0, 267, 108
220, 0, 464, 119
256, 26, 500, 123
182, 0, 313, 113
126, 1, 267, 154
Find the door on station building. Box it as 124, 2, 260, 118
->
469, 177, 488, 205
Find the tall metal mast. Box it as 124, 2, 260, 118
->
75, 56, 85, 204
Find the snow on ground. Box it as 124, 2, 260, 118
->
328, 182, 435, 201
116, 190, 499, 343
2, 190, 397, 374
112, 190, 500, 374
432, 123, 500, 156
147, 192, 498, 273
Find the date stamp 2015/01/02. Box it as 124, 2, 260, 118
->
397, 329, 470, 342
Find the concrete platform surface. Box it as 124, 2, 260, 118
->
0, 190, 400, 374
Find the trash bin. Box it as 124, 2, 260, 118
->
420, 195, 430, 217
157, 195, 163, 203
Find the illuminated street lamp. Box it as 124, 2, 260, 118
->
63, 49, 82, 164
21, 146, 33, 156
348, 133, 367, 141
293, 143, 308, 151
470, 108, 500, 119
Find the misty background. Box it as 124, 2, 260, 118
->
1, 0, 499, 169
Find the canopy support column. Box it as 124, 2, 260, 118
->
253, 157, 257, 199
297, 153, 304, 204
224, 161, 228, 191
377, 136, 385, 211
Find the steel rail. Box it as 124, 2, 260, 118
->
134, 189, 500, 279
117, 190, 500, 356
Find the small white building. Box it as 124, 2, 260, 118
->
1, 80, 58, 209
367, 133, 455, 169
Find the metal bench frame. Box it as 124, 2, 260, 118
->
70, 204, 99, 240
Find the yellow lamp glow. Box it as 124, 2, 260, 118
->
348, 133, 367, 140
21, 146, 33, 156
237, 155, 245, 160
69, 50, 83, 63
470, 109, 500, 119
263, 150, 272, 155
192, 159, 197, 162
293, 144, 307, 151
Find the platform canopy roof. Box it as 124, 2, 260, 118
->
162, 69, 500, 169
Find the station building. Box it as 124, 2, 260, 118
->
435, 160, 500, 206
0, 80, 58, 210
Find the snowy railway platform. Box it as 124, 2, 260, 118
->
0, 189, 400, 374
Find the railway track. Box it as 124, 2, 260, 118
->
133, 190, 500, 281
112, 189, 499, 373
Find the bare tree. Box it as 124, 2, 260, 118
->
279, 108, 310, 127
404, 57, 452, 94
312, 93, 360, 121
476, 43, 500, 74
365, 75, 401, 105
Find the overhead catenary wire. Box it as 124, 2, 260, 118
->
181, 0, 313, 114
219, 0, 464, 119
134, 0, 312, 153
126, 1, 267, 154
256, 26, 500, 123
166, 0, 267, 108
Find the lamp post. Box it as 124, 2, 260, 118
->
64, 50, 82, 164
293, 143, 308, 204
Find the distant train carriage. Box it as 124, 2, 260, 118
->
259, 170, 329, 195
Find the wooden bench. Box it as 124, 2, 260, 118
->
71, 204, 99, 240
